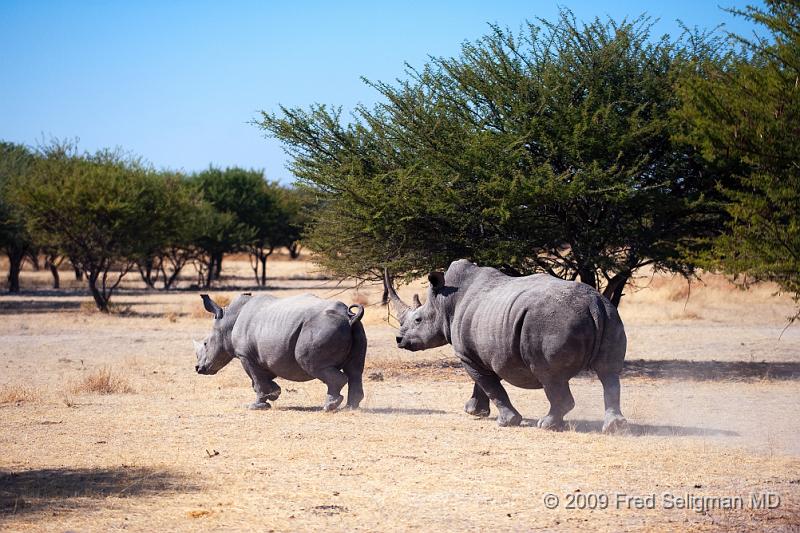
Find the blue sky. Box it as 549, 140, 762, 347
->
1, 1, 762, 183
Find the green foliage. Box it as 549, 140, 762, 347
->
11, 141, 159, 310
677, 0, 800, 315
258, 11, 727, 304
191, 167, 307, 286
0, 142, 36, 292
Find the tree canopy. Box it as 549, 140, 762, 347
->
258, 11, 729, 305
678, 0, 800, 317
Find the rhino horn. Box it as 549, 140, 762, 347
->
383, 268, 410, 323
201, 294, 224, 320
192, 339, 203, 351
412, 294, 422, 309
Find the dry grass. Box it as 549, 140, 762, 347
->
0, 384, 38, 405
189, 294, 232, 319
69, 367, 134, 395
1, 257, 799, 531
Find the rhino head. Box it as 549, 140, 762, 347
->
384, 270, 449, 352
194, 294, 235, 375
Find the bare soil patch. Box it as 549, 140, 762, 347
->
1, 255, 799, 531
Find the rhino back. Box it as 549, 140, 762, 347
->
451, 270, 602, 385
232, 294, 353, 380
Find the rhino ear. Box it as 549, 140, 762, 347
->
412, 294, 422, 309
201, 294, 224, 320
428, 272, 445, 292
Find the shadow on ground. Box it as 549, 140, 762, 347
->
0, 299, 160, 315
275, 405, 449, 415
561, 419, 740, 437
620, 359, 800, 381
0, 467, 197, 516
393, 358, 800, 382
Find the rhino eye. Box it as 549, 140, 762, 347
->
414, 317, 422, 324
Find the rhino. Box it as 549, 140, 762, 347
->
385, 259, 627, 433
194, 292, 366, 411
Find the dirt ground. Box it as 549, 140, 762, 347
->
1, 255, 799, 531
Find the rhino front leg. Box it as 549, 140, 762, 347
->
312, 367, 348, 412
240, 358, 281, 410
461, 359, 521, 427
464, 382, 490, 417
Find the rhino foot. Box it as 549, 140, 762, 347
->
323, 394, 344, 412
247, 401, 271, 410
537, 414, 566, 431
496, 410, 522, 427
465, 398, 490, 418
602, 414, 628, 434
264, 387, 281, 402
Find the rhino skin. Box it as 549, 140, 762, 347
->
386, 259, 627, 433
194, 293, 366, 412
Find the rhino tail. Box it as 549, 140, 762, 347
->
347, 304, 365, 326
586, 295, 607, 371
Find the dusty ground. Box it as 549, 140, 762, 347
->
1, 255, 799, 531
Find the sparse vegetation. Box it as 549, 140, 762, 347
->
0, 384, 39, 405
70, 367, 133, 395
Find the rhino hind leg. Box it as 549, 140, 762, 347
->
598, 371, 627, 434
343, 323, 367, 409
464, 383, 490, 417
537, 379, 575, 431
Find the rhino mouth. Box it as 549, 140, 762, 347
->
195, 364, 210, 375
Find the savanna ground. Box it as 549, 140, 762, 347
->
1, 254, 799, 532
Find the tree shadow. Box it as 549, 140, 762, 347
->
0, 299, 161, 315
518, 418, 739, 437
274, 405, 449, 415
361, 406, 449, 415
619, 359, 800, 381
0, 466, 197, 516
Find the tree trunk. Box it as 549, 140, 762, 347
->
213, 252, 223, 280
6, 247, 24, 293
49, 261, 60, 289
602, 272, 630, 308
204, 255, 216, 288
578, 265, 597, 289
73, 264, 83, 280
138, 259, 157, 289
288, 242, 301, 259
87, 271, 109, 312
260, 254, 268, 286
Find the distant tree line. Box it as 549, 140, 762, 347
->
0, 140, 308, 311
258, 3, 800, 312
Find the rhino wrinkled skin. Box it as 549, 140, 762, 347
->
386, 259, 627, 433
194, 293, 366, 412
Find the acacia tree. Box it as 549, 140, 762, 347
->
0, 142, 36, 293
134, 172, 210, 289
258, 11, 727, 305
678, 0, 800, 317
12, 142, 159, 311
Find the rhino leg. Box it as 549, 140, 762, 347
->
461, 359, 521, 427
343, 323, 367, 409
598, 372, 627, 434
537, 379, 575, 431
313, 367, 347, 412
464, 382, 490, 417
240, 358, 281, 407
